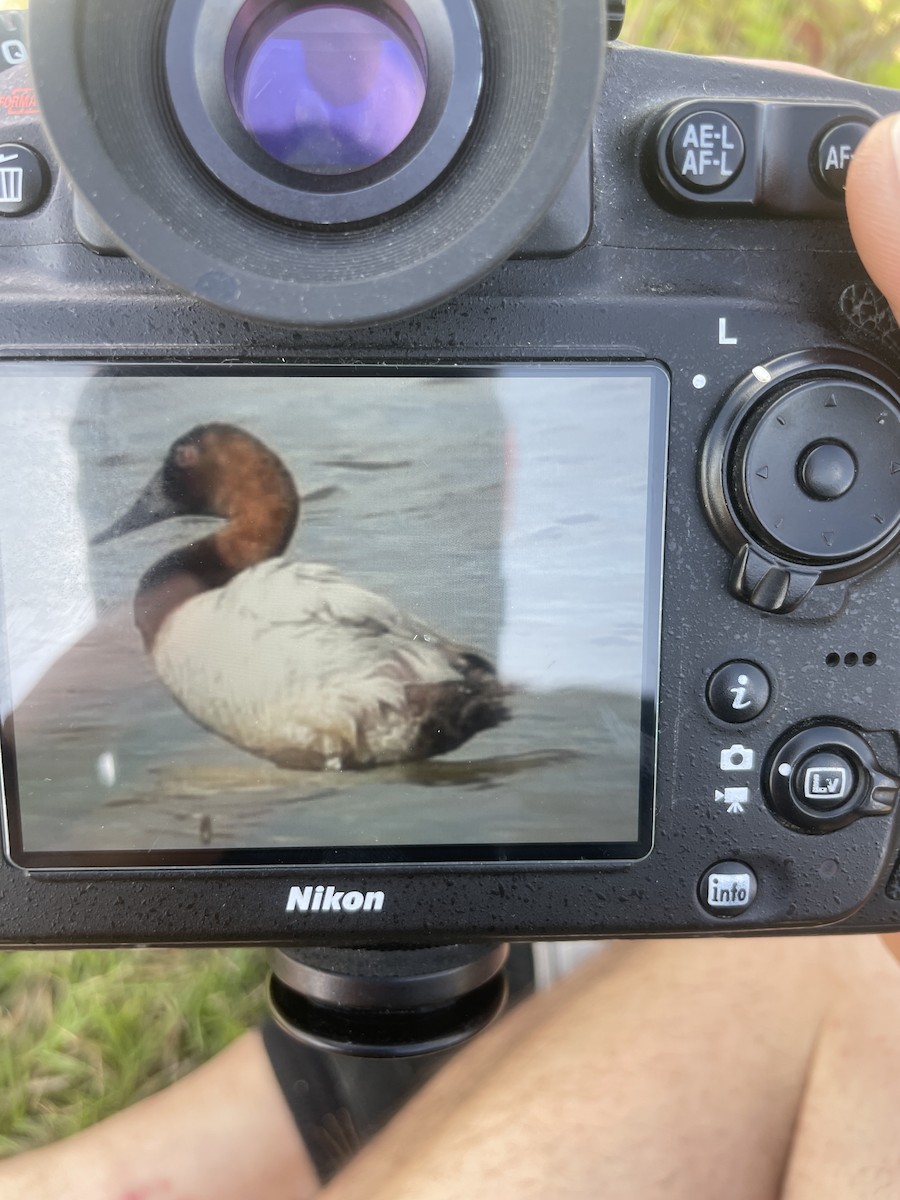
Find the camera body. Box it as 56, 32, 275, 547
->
0, 2, 899, 947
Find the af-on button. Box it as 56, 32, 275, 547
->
812, 120, 871, 199
667, 111, 746, 193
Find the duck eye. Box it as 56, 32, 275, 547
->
174, 443, 200, 469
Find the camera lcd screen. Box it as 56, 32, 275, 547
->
0, 364, 667, 868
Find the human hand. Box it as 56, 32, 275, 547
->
847, 114, 900, 317
721, 60, 899, 322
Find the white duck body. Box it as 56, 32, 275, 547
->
94, 424, 508, 770
152, 558, 501, 770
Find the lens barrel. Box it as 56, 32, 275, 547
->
30, 0, 607, 328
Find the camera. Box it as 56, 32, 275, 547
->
0, 0, 899, 951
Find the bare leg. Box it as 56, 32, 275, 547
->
0, 1030, 318, 1200
3, 937, 900, 1200
781, 964, 900, 1198
321, 936, 900, 1200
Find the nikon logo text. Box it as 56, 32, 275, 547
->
285, 885, 385, 914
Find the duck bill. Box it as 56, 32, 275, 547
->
91, 468, 185, 545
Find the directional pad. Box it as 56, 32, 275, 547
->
738, 378, 900, 564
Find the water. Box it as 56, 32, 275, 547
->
0, 366, 660, 859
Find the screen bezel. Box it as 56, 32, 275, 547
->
0, 361, 669, 870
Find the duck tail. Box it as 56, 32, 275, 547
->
407, 652, 512, 760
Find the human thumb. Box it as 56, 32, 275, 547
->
846, 114, 900, 319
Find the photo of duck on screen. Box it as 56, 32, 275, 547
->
0, 366, 667, 867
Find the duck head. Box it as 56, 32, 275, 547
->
93, 424, 301, 568
94, 426, 302, 650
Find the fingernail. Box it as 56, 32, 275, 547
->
889, 112, 900, 177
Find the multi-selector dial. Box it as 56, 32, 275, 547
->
702, 351, 900, 612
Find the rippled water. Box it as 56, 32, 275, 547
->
0, 367, 659, 857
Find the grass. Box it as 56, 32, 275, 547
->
0, 949, 268, 1155
623, 0, 900, 87
2, 0, 899, 1163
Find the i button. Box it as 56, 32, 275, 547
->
707, 661, 771, 723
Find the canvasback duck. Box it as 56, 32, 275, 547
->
93, 424, 509, 770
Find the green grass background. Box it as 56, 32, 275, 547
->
0, 949, 268, 1154
3, 0, 900, 1159
626, 0, 900, 88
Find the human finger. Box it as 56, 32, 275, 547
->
846, 113, 900, 319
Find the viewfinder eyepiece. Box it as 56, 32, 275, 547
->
30, 0, 607, 327
228, 3, 428, 175
165, 0, 483, 224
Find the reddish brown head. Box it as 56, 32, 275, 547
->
93, 425, 301, 648
94, 424, 301, 571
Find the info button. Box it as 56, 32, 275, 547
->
699, 861, 757, 917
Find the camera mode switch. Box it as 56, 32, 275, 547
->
765, 724, 900, 832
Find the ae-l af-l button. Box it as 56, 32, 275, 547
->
667, 111, 746, 193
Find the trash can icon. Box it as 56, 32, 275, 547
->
0, 164, 24, 204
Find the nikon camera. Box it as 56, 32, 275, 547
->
0, 0, 897, 949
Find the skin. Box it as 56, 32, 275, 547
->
321, 937, 900, 1200
846, 114, 900, 317
3, 938, 900, 1200
0, 1031, 319, 1200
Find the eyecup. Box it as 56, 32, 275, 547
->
30, 0, 608, 329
